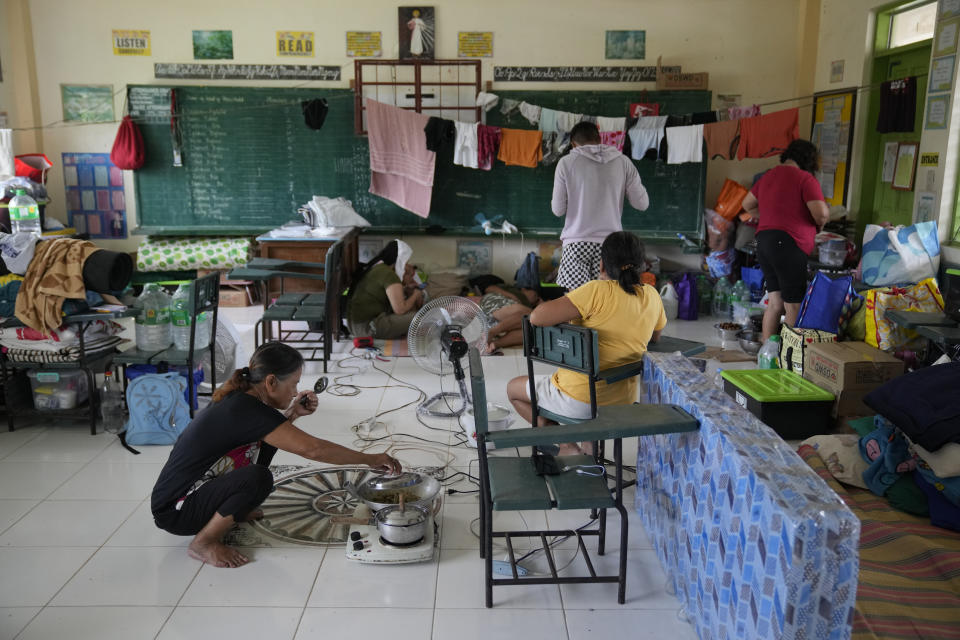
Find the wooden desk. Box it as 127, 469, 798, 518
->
256, 227, 360, 299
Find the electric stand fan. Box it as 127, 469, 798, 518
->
407, 296, 488, 418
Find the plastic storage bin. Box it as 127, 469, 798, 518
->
720, 369, 835, 439
818, 239, 846, 266
27, 370, 89, 410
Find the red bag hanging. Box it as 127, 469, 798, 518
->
14, 154, 53, 183
110, 116, 145, 170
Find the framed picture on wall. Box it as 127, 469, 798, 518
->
891, 141, 919, 191
398, 7, 435, 59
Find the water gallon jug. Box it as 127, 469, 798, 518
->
659, 282, 679, 320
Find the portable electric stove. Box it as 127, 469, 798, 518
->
345, 517, 438, 564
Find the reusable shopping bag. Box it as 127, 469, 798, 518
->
861, 222, 940, 286
796, 273, 863, 335
714, 179, 749, 221
864, 277, 944, 352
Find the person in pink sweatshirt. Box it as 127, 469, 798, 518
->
551, 122, 650, 290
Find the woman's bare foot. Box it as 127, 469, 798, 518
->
557, 443, 583, 456
241, 509, 264, 523
485, 341, 499, 354
188, 538, 249, 568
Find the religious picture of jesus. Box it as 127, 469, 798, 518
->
399, 6, 435, 59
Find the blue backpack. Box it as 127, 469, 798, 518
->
514, 251, 540, 290
122, 373, 192, 454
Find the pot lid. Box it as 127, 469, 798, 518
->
363, 472, 423, 491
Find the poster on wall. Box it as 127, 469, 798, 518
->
60, 85, 114, 123
934, 18, 960, 56
358, 238, 384, 264
930, 55, 955, 92
193, 30, 234, 60
276, 31, 314, 57
456, 240, 491, 276
605, 31, 645, 60
925, 94, 950, 129
458, 32, 493, 58
347, 31, 382, 57
62, 153, 127, 239
882, 141, 899, 182
112, 30, 151, 56
399, 7, 435, 59
830, 60, 844, 83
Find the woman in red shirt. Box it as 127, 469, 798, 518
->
741, 140, 829, 340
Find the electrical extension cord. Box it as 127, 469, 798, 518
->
492, 560, 528, 577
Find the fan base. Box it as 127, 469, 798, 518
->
418, 392, 467, 418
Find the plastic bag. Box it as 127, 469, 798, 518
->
796, 273, 862, 334
674, 273, 698, 320
714, 178, 749, 220
861, 222, 940, 286
13, 154, 52, 184
864, 277, 944, 351
705, 208, 735, 252
705, 248, 734, 278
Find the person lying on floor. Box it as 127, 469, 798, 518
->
479, 289, 539, 353
506, 231, 666, 455
150, 342, 401, 568
346, 239, 424, 339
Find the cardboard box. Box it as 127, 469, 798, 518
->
802, 341, 904, 394
219, 285, 259, 307
656, 56, 709, 90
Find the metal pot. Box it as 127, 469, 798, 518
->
347, 472, 441, 513
374, 504, 430, 545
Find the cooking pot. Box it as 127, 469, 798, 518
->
346, 472, 442, 513
374, 504, 430, 545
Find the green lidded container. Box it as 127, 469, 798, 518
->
720, 369, 835, 439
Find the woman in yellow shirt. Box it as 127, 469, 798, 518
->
506, 231, 666, 455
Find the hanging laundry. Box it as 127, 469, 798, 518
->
424, 117, 456, 152
500, 98, 521, 116
600, 131, 626, 152
627, 115, 667, 160
555, 111, 584, 133
737, 108, 799, 160
539, 108, 559, 133
703, 119, 740, 160
475, 92, 499, 113
666, 124, 704, 164
366, 99, 436, 218
477, 125, 502, 171
596, 116, 627, 132
519, 102, 542, 126
497, 128, 543, 168
728, 104, 761, 120
659, 114, 692, 161
877, 77, 916, 133
453, 121, 479, 169
691, 111, 718, 125
582, 115, 598, 125
541, 132, 564, 165
621, 117, 638, 158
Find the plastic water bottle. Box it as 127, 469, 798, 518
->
757, 335, 781, 369
732, 280, 750, 305
171, 284, 193, 351
712, 278, 731, 319
714, 367, 725, 389
99, 369, 126, 434
196, 310, 212, 350
135, 283, 172, 351
8, 189, 41, 236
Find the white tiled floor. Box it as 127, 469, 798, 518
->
0, 307, 725, 639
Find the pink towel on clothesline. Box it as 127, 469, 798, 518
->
366, 98, 436, 218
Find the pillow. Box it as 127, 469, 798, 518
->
424, 271, 468, 298
906, 435, 960, 479
800, 434, 869, 489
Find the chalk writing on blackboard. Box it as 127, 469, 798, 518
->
493, 66, 679, 82
128, 86, 170, 124
154, 63, 341, 81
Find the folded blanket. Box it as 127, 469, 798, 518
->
0, 319, 122, 348
14, 238, 100, 335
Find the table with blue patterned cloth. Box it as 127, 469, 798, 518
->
639, 352, 860, 640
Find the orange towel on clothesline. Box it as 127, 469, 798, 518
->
497, 128, 543, 168
703, 119, 740, 160
737, 108, 799, 160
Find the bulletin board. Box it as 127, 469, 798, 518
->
810, 88, 856, 207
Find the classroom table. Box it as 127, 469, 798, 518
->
255, 226, 359, 298
883, 309, 958, 329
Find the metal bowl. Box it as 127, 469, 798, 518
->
375, 504, 430, 545
347, 472, 441, 513
715, 323, 742, 341
737, 330, 762, 355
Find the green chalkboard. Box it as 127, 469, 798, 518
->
131, 86, 709, 240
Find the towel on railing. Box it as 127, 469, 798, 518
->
366, 98, 435, 218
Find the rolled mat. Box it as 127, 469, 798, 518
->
82, 250, 133, 292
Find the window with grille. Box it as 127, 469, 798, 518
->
353, 59, 481, 134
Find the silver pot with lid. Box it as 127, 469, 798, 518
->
374, 504, 430, 545
346, 472, 441, 513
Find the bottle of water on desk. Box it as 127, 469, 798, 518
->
8, 189, 41, 236
134, 284, 172, 351
100, 369, 126, 434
